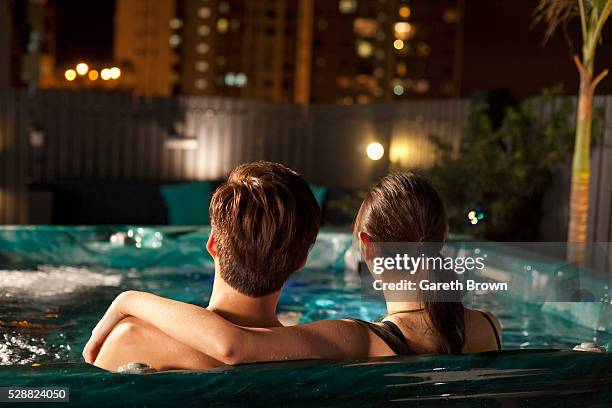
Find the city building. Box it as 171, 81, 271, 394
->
114, 0, 175, 96
111, 0, 462, 102
310, 0, 463, 104
24, 0, 464, 102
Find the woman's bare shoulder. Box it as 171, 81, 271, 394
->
462, 308, 502, 353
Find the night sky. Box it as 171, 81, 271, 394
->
55, 0, 116, 65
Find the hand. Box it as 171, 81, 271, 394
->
82, 291, 132, 364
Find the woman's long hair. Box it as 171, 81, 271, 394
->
355, 172, 465, 353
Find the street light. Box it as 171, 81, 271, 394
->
76, 62, 89, 75
100, 68, 111, 80
109, 67, 121, 79
366, 142, 384, 161
64, 69, 77, 81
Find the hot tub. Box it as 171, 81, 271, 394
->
0, 226, 610, 407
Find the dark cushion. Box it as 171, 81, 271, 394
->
160, 181, 213, 225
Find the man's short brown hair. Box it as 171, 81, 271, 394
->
210, 161, 320, 297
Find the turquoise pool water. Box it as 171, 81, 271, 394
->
0, 226, 611, 407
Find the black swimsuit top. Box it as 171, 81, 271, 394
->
350, 310, 502, 355
350, 318, 414, 355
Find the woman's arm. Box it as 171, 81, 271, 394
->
83, 291, 381, 365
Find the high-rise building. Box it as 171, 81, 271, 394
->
114, 0, 176, 97
173, 0, 305, 102
310, 0, 463, 104
108, 0, 465, 102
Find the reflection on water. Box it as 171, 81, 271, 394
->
0, 266, 121, 298
0, 264, 610, 365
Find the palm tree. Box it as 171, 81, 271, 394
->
534, 0, 612, 264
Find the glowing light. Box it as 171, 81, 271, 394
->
234, 72, 247, 87
224, 72, 236, 86
197, 43, 210, 54
88, 70, 99, 80
195, 79, 208, 90
394, 22, 413, 40
197, 25, 210, 36
169, 18, 183, 29
393, 39, 404, 50
366, 142, 384, 161
356, 39, 373, 58
217, 18, 229, 33
393, 84, 404, 96
169, 34, 181, 47
198, 7, 211, 18
339, 0, 357, 14
75, 63, 89, 75
399, 6, 411, 18
467, 208, 485, 225
64, 69, 77, 81
109, 67, 121, 79
196, 61, 209, 72
100, 68, 111, 80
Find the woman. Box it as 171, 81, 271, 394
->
84, 173, 501, 368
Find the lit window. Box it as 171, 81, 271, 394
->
444, 8, 460, 23
169, 18, 183, 29
338, 0, 357, 14
234, 73, 247, 87
416, 42, 431, 57
219, 1, 230, 14
198, 7, 211, 19
398, 6, 411, 18
196, 61, 209, 72
197, 43, 210, 54
396, 62, 407, 76
356, 39, 373, 58
197, 25, 210, 36
357, 95, 370, 104
217, 18, 229, 33
195, 79, 208, 90
394, 22, 413, 40
336, 76, 351, 88
342, 96, 354, 105
224, 72, 236, 86
169, 34, 181, 47
353, 18, 379, 38
414, 79, 429, 94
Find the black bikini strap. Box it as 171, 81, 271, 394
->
480, 311, 502, 351
349, 319, 413, 356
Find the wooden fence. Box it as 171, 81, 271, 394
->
0, 88, 610, 246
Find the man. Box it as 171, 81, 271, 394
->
90, 161, 320, 371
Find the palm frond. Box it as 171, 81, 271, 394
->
533, 0, 579, 43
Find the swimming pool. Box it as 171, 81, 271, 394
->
0, 226, 611, 407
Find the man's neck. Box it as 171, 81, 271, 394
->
207, 272, 282, 328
